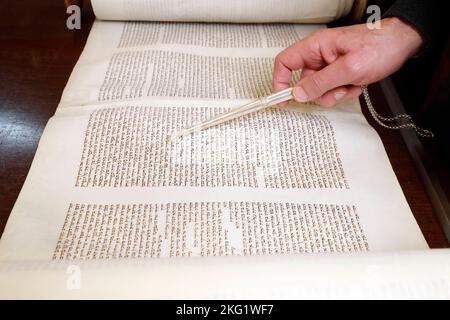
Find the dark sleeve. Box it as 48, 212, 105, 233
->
383, 0, 441, 52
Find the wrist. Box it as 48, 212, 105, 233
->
383, 17, 425, 57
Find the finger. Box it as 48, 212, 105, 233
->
315, 87, 349, 107
276, 69, 317, 108
273, 38, 321, 93
273, 41, 320, 107
345, 85, 363, 99
277, 66, 312, 108
293, 55, 360, 103
315, 85, 362, 107
275, 69, 316, 108
298, 68, 316, 82
273, 53, 301, 107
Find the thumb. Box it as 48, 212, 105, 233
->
293, 56, 358, 102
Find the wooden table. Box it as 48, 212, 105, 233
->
0, 1, 448, 247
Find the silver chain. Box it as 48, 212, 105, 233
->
361, 85, 434, 138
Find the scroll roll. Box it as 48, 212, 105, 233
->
1, 250, 449, 299
92, 0, 359, 23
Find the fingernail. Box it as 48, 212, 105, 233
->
334, 92, 346, 101
293, 87, 308, 102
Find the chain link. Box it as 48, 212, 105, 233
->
361, 85, 434, 138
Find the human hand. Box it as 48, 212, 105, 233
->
273, 17, 424, 107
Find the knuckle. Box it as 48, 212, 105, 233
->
344, 56, 363, 75
274, 54, 283, 66
342, 57, 355, 71
274, 53, 288, 70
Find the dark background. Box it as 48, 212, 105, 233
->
371, 0, 450, 231
367, 0, 450, 173
0, 1, 448, 247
